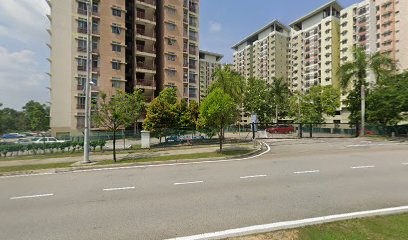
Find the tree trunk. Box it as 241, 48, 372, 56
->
113, 129, 117, 162
360, 84, 366, 137
219, 126, 223, 153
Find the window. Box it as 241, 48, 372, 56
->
78, 20, 87, 33
112, 78, 122, 88
112, 8, 122, 17
112, 26, 121, 35
167, 38, 176, 45
78, 39, 86, 52
166, 7, 176, 15
167, 54, 176, 61
166, 69, 176, 77
166, 22, 176, 31
112, 43, 121, 52
112, 61, 121, 70
92, 74, 98, 86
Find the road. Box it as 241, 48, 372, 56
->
0, 139, 407, 240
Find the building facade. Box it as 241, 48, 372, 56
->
48, 0, 199, 137
199, 50, 223, 102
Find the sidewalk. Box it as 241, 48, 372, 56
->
0, 144, 254, 168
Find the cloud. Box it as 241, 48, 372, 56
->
0, 47, 49, 109
0, 0, 49, 44
209, 21, 222, 33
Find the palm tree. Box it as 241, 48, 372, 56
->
209, 65, 245, 104
337, 47, 395, 136
268, 77, 290, 123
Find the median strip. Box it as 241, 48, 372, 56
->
10, 193, 54, 200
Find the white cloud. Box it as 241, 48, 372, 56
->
0, 47, 49, 109
209, 21, 222, 33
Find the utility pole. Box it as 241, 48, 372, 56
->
83, 0, 92, 164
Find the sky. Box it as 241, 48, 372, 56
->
0, 0, 358, 110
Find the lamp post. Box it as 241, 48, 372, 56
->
83, 0, 93, 164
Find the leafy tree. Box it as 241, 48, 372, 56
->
337, 47, 395, 135
143, 88, 178, 141
22, 101, 50, 131
93, 90, 143, 162
209, 65, 245, 104
199, 88, 238, 152
268, 77, 291, 123
291, 86, 340, 124
0, 108, 25, 133
127, 89, 146, 135
178, 99, 199, 129
366, 72, 408, 125
243, 78, 270, 122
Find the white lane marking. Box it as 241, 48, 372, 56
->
240, 175, 267, 179
351, 165, 376, 169
10, 193, 54, 200
0, 142, 271, 179
166, 205, 408, 240
294, 170, 320, 174
402, 163, 408, 165
174, 181, 204, 186
103, 186, 135, 191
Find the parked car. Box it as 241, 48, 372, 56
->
16, 139, 32, 145
266, 125, 295, 134
2, 133, 25, 139
31, 137, 65, 144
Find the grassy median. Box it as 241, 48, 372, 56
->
0, 162, 75, 174
228, 213, 408, 240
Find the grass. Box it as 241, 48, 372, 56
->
0, 162, 75, 174
97, 149, 253, 165
228, 213, 408, 240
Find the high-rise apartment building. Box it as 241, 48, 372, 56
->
199, 50, 223, 101
232, 20, 290, 83
288, 1, 342, 93
48, 0, 199, 137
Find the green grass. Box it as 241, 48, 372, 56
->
97, 149, 253, 165
0, 162, 75, 174
229, 213, 408, 240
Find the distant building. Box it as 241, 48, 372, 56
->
199, 50, 223, 102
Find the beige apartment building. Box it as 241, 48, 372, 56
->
232, 20, 290, 124
48, 0, 199, 137
199, 50, 223, 101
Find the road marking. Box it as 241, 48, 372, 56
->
10, 193, 54, 200
351, 165, 376, 169
103, 186, 135, 191
174, 181, 204, 185
294, 170, 320, 174
240, 175, 267, 179
0, 143, 271, 180
402, 163, 408, 165
165, 205, 408, 240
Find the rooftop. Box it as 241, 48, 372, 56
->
199, 50, 224, 61
232, 19, 289, 50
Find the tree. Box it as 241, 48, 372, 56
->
209, 65, 245, 104
127, 89, 146, 135
268, 77, 291, 123
93, 90, 143, 162
291, 86, 340, 124
337, 47, 395, 136
0, 107, 25, 133
199, 88, 238, 152
243, 78, 270, 122
143, 88, 178, 141
178, 100, 199, 129
22, 101, 50, 131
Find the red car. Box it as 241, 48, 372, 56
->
266, 125, 295, 134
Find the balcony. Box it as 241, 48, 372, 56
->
77, 47, 86, 52
136, 79, 156, 89
136, 0, 156, 8
136, 12, 155, 23
136, 45, 156, 55
77, 104, 85, 110
78, 27, 87, 34
136, 29, 155, 40
77, 85, 84, 91
77, 8, 87, 15
77, 65, 86, 71
136, 62, 156, 72
189, 35, 198, 41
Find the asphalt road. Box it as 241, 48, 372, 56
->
0, 139, 407, 240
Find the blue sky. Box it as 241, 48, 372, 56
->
0, 0, 359, 109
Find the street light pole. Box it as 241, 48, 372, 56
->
83, 0, 92, 164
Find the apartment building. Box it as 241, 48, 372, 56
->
199, 50, 223, 101
232, 20, 290, 83
48, 0, 199, 137
232, 20, 290, 124
288, 1, 342, 93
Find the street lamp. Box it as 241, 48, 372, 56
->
83, 0, 93, 164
